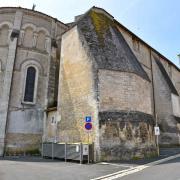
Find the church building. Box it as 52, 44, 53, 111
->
0, 6, 180, 161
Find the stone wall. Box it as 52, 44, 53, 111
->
5, 133, 42, 155
0, 10, 22, 155
117, 22, 180, 147
58, 26, 98, 146
58, 9, 157, 161
0, 7, 68, 155
45, 109, 57, 142
99, 111, 156, 160
152, 55, 180, 145
99, 69, 152, 114
98, 69, 155, 160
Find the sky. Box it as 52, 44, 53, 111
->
0, 0, 179, 67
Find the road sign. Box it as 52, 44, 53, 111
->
76, 145, 79, 152
85, 122, 92, 130
83, 144, 89, 155
154, 126, 160, 135
85, 116, 91, 122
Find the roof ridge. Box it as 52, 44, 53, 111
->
0, 6, 67, 28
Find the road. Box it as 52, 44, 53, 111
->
118, 157, 180, 180
0, 157, 129, 180
0, 155, 180, 180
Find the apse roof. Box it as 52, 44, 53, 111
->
76, 7, 150, 81
64, 6, 179, 73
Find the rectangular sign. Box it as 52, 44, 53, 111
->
76, 145, 79, 152
154, 126, 160, 136
85, 116, 91, 122
83, 144, 89, 155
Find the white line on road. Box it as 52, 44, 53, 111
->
98, 162, 133, 168
91, 153, 180, 180
90, 165, 148, 180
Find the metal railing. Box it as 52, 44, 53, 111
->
42, 142, 93, 164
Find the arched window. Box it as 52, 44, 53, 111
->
24, 66, 37, 103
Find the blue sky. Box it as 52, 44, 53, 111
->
0, 0, 179, 67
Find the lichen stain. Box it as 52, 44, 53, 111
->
139, 123, 148, 143
89, 11, 114, 46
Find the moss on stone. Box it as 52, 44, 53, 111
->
26, 148, 40, 155
132, 151, 157, 161
132, 156, 141, 160
5, 147, 40, 156
89, 11, 114, 46
145, 151, 158, 158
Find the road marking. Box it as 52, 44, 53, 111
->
91, 153, 180, 180
98, 162, 133, 168
91, 165, 148, 180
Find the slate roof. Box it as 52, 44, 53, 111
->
155, 58, 179, 95
76, 7, 150, 81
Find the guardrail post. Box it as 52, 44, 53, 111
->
65, 143, 67, 162
41, 142, 43, 157
52, 142, 54, 159
80, 143, 82, 164
88, 144, 90, 164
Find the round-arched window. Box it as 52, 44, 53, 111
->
24, 66, 36, 102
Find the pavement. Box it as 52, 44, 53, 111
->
0, 157, 130, 180
0, 147, 180, 180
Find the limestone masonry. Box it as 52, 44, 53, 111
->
0, 6, 179, 161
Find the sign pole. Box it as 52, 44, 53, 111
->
156, 114, 160, 156
85, 116, 92, 164
88, 131, 90, 164
157, 134, 159, 156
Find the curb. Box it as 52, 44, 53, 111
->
146, 153, 180, 166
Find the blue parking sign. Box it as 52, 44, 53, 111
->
85, 116, 91, 122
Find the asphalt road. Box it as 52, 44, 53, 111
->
118, 157, 180, 180
0, 157, 129, 180
0, 149, 180, 180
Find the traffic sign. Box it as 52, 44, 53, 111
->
83, 144, 89, 155
85, 122, 92, 130
85, 116, 92, 122
154, 126, 160, 135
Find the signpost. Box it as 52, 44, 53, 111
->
83, 144, 89, 155
85, 122, 92, 130
84, 116, 92, 164
155, 114, 160, 156
154, 126, 160, 136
